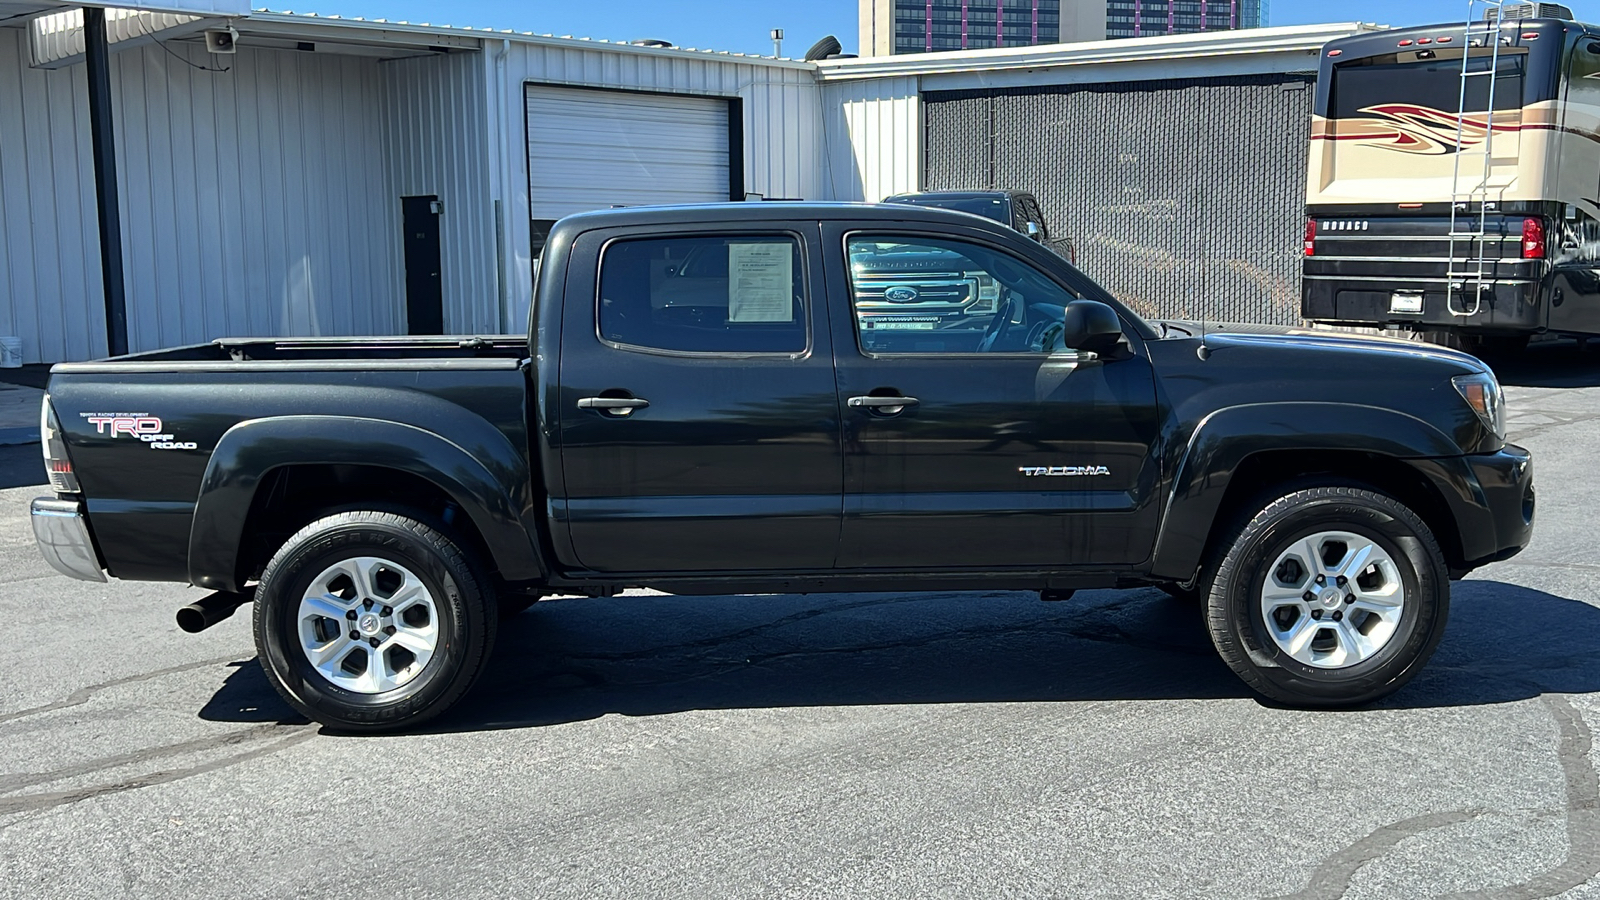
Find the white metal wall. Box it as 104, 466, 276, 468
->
819, 77, 921, 202
0, 32, 403, 361
381, 50, 496, 335
492, 41, 822, 328
0, 25, 106, 363
112, 41, 399, 349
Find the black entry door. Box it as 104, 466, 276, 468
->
823, 223, 1163, 570
401, 196, 444, 335
555, 223, 843, 574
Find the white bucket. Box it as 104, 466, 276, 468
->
0, 337, 21, 368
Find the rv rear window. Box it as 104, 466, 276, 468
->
1331, 52, 1526, 119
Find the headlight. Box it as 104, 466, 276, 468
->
1452, 372, 1505, 440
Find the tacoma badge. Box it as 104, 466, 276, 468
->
1020, 466, 1112, 477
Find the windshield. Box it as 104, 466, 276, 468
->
1331, 51, 1527, 118
887, 195, 1010, 224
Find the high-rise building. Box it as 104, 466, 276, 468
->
1104, 1, 1265, 40
860, 1, 1098, 55
860, 0, 1264, 55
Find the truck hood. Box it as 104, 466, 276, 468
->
1143, 320, 1500, 457
1151, 320, 1487, 370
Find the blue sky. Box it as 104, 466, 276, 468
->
275, 0, 1597, 57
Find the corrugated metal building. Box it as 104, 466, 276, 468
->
0, 10, 820, 361
1, 12, 1377, 362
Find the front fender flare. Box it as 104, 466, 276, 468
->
188, 415, 543, 591
1148, 402, 1463, 581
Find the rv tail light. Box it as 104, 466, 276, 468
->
1417, 38, 1433, 45
1522, 218, 1546, 259
1437, 36, 1453, 43
1304, 219, 1317, 256
1522, 32, 1540, 40
1328, 49, 1343, 57
1398, 39, 1414, 46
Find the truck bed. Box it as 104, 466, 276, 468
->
46, 337, 534, 584
71, 335, 530, 367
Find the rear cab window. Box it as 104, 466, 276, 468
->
597, 235, 808, 354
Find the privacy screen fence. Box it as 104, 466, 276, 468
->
923, 74, 1316, 325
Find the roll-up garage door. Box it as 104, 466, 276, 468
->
525, 85, 733, 222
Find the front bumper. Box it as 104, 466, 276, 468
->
1413, 445, 1534, 574
31, 498, 107, 583
1465, 444, 1536, 567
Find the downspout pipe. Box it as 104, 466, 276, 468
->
84, 7, 128, 357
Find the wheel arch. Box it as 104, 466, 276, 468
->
189, 416, 546, 592
1150, 403, 1468, 583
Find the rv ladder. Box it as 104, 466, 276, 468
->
1446, 0, 1510, 317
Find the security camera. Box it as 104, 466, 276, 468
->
204, 27, 238, 54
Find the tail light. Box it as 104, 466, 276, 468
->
40, 396, 80, 494
1304, 219, 1317, 256
1522, 217, 1546, 260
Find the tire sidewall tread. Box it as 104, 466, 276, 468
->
1204, 485, 1450, 708
252, 511, 497, 733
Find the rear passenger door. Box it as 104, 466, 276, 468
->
555, 223, 843, 574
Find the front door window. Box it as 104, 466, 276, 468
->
847, 235, 1083, 356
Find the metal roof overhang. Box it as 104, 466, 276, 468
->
23, 5, 485, 69
1, 0, 245, 23
815, 22, 1390, 90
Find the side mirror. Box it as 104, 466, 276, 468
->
1025, 221, 1043, 241
1061, 299, 1124, 357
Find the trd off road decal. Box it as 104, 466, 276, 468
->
82, 413, 198, 451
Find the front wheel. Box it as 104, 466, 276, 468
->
252, 511, 497, 732
1205, 486, 1449, 707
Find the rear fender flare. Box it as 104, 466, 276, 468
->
1149, 402, 1462, 581
189, 415, 543, 591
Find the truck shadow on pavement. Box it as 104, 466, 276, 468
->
199, 578, 1600, 733
1489, 340, 1600, 388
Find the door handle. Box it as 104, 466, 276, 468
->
578, 396, 650, 416
848, 395, 919, 414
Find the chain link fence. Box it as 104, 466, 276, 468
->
924, 74, 1315, 325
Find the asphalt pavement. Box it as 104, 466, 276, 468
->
3, 345, 1600, 898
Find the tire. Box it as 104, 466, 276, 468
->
252, 511, 497, 732
1204, 486, 1449, 708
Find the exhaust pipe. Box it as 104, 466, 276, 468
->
176, 587, 255, 634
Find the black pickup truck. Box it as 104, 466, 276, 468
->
32, 203, 1534, 731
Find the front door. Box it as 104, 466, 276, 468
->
823, 224, 1162, 570
556, 223, 842, 573
401, 196, 444, 335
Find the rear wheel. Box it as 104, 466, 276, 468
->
253, 511, 497, 732
1204, 486, 1449, 707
